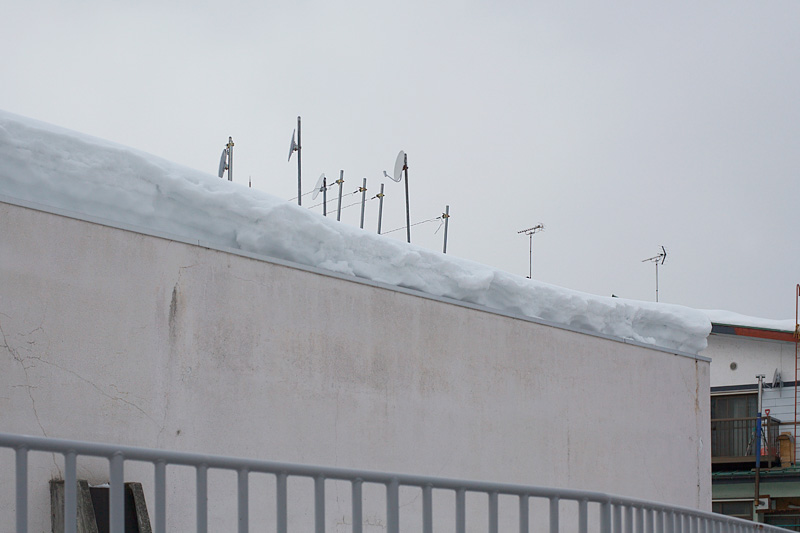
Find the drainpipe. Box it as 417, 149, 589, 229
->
754, 374, 765, 520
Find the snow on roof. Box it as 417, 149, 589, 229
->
701, 309, 796, 333
0, 109, 712, 354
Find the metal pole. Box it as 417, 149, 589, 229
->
443, 205, 450, 254
322, 176, 327, 217
297, 116, 302, 206
227, 137, 234, 182
754, 373, 765, 519
528, 233, 533, 279
337, 171, 344, 222
359, 178, 367, 229
403, 153, 411, 243
377, 183, 385, 234
655, 261, 659, 302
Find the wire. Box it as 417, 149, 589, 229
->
382, 216, 443, 235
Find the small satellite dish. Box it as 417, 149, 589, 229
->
391, 150, 405, 182
312, 173, 326, 200
218, 148, 228, 178
288, 130, 298, 162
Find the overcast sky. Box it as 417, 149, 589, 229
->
2, 1, 798, 319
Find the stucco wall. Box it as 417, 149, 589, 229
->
0, 200, 711, 531
705, 333, 795, 388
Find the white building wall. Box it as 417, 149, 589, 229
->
0, 200, 711, 531
705, 333, 796, 388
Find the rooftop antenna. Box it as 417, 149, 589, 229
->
336, 170, 344, 221
442, 205, 450, 254
376, 183, 385, 234
312, 173, 327, 216
518, 224, 544, 279
288, 117, 301, 205
641, 246, 667, 302
359, 178, 368, 229
218, 136, 234, 181
387, 150, 411, 243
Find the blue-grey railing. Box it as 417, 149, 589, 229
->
0, 432, 784, 533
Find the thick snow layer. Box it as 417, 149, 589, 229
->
0, 109, 712, 354
702, 309, 797, 333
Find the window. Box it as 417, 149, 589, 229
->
712, 499, 752, 521
711, 393, 757, 420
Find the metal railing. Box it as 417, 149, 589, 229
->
711, 416, 781, 462
0, 432, 786, 533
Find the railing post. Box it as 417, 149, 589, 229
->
109, 452, 125, 533
549, 496, 559, 533
16, 446, 27, 533
519, 494, 529, 533
386, 478, 399, 533
655, 509, 664, 533
614, 503, 622, 533
352, 478, 363, 533
579, 499, 588, 533
196, 464, 208, 533
64, 451, 77, 533
489, 491, 499, 533
238, 468, 249, 533
645, 508, 654, 533
315, 475, 325, 533
154, 460, 166, 533
635, 506, 644, 533
455, 488, 466, 533
600, 501, 611, 533
625, 505, 633, 533
276, 472, 288, 533
422, 485, 433, 533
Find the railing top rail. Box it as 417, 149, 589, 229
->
711, 416, 782, 423
0, 432, 786, 531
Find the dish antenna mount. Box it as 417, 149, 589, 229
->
387, 150, 411, 243
641, 246, 667, 302
312, 173, 327, 216
518, 224, 545, 279
288, 117, 302, 205
218, 137, 234, 181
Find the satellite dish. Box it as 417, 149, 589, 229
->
312, 173, 326, 200
391, 150, 405, 182
218, 148, 228, 178
288, 130, 297, 162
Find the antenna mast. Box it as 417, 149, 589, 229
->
641, 246, 667, 302
517, 224, 544, 279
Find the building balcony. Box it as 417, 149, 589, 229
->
711, 416, 782, 470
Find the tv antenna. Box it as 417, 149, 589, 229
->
288, 116, 302, 205
312, 173, 327, 216
641, 246, 667, 302
518, 224, 544, 279
218, 136, 234, 181
386, 150, 411, 243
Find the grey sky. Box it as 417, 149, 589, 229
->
2, 1, 798, 319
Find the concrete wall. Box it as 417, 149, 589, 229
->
0, 200, 711, 531
705, 333, 796, 389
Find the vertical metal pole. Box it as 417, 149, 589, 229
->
337, 170, 344, 222
754, 374, 765, 518
614, 504, 622, 533
488, 491, 498, 533
359, 178, 367, 229
276, 473, 288, 533
352, 479, 363, 533
16, 447, 27, 533
109, 453, 125, 533
315, 475, 325, 533
377, 183, 385, 234
655, 261, 659, 302
386, 479, 399, 533
443, 205, 450, 254
403, 153, 411, 244
297, 116, 302, 206
519, 495, 529, 533
228, 137, 234, 182
549, 497, 559, 533
625, 505, 633, 533
455, 488, 466, 533
64, 451, 77, 533
635, 506, 644, 533
600, 501, 611, 533
196, 464, 208, 533
238, 468, 249, 533
579, 499, 588, 533
322, 177, 327, 217
422, 485, 433, 533
154, 461, 166, 533
528, 233, 533, 279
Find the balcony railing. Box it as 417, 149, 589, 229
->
711, 416, 781, 467
0, 432, 787, 533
